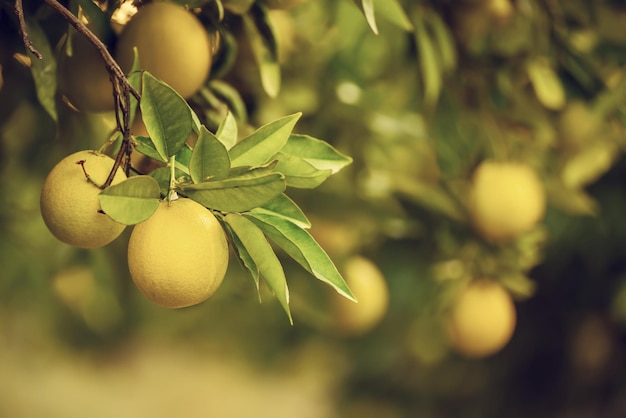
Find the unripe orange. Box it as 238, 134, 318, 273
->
128, 198, 229, 308
57, 31, 115, 112
115, 2, 213, 99
447, 280, 517, 358
331, 256, 389, 336
40, 150, 126, 248
469, 161, 546, 241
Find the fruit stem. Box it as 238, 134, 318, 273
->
167, 156, 177, 203
77, 159, 104, 188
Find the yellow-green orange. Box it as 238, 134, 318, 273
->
40, 150, 127, 248
115, 2, 213, 99
128, 198, 229, 309
469, 161, 546, 241
331, 256, 389, 336
57, 30, 115, 112
447, 280, 516, 358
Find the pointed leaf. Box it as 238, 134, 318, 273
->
209, 80, 249, 124
224, 222, 260, 293
527, 58, 565, 110
24, 16, 57, 121
229, 113, 301, 167
127, 51, 142, 122
75, 0, 113, 43
281, 134, 353, 174
149, 166, 190, 195
427, 9, 456, 73
133, 136, 166, 162
180, 167, 286, 212
373, 0, 413, 31
354, 0, 379, 34
274, 152, 332, 189
140, 71, 193, 159
99, 176, 161, 225
216, 111, 238, 150
393, 177, 466, 222
414, 11, 442, 108
224, 213, 291, 322
190, 126, 231, 183
251, 193, 310, 229
243, 7, 281, 97
222, 0, 255, 14
175, 145, 192, 175
244, 213, 356, 301
499, 275, 537, 299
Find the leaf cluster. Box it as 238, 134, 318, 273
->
98, 71, 353, 321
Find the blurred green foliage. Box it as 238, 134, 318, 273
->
3, 0, 626, 416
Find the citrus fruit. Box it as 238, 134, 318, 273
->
447, 280, 516, 358
469, 161, 546, 241
115, 2, 214, 99
331, 256, 389, 336
40, 150, 127, 248
57, 29, 115, 112
127, 198, 229, 309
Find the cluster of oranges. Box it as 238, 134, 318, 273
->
447, 161, 545, 358
59, 2, 215, 113
40, 151, 229, 310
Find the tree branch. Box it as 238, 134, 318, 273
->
14, 0, 43, 59
16, 0, 145, 188
40, 0, 141, 101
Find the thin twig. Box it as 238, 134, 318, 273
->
14, 0, 43, 59
105, 77, 134, 187
41, 0, 140, 101
16, 0, 142, 188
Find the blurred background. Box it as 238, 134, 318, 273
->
2, 0, 626, 417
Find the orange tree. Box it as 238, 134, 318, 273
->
2, 0, 626, 416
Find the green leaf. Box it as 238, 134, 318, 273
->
527, 58, 565, 110
244, 213, 356, 302
355, 0, 379, 35
216, 111, 238, 150
188, 101, 203, 134
222, 0, 255, 14
224, 213, 292, 322
273, 152, 332, 189
174, 145, 192, 175
373, 0, 413, 31
413, 10, 442, 108
545, 179, 598, 216
209, 80, 249, 124
224, 222, 260, 293
251, 193, 311, 229
75, 0, 113, 43
99, 176, 161, 225
140, 71, 193, 159
133, 136, 166, 163
24, 16, 57, 121
243, 6, 281, 97
280, 134, 353, 174
180, 167, 286, 212
427, 9, 456, 73
127, 51, 142, 122
150, 166, 189, 195
229, 113, 301, 167
190, 126, 231, 183
393, 177, 466, 222
499, 275, 537, 299
561, 142, 618, 189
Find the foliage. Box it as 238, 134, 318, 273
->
3, 0, 626, 416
